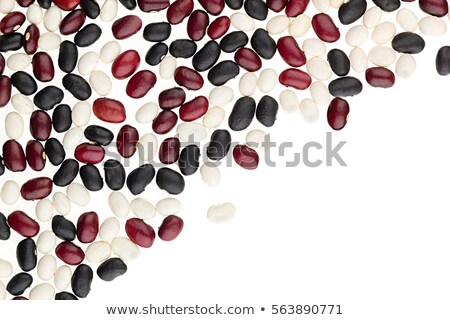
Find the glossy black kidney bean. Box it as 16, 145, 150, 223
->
80, 0, 100, 18
53, 159, 79, 187
219, 31, 248, 53
156, 167, 185, 195
0, 212, 10, 240
7, 272, 33, 296
0, 33, 23, 52
80, 164, 104, 191
225, 0, 243, 9
62, 74, 92, 101
244, 0, 268, 20
52, 215, 77, 241
97, 258, 127, 282
169, 39, 197, 58
251, 29, 277, 59
208, 60, 240, 86
145, 42, 168, 66
55, 292, 79, 300
207, 129, 231, 160
72, 264, 93, 298
10, 71, 37, 95
59, 41, 78, 73
338, 0, 367, 25
119, 0, 137, 9
17, 238, 37, 272
104, 159, 126, 190
192, 40, 221, 72
256, 95, 278, 127
328, 76, 363, 97
228, 97, 256, 131
84, 125, 114, 146
143, 22, 171, 42
126, 163, 155, 195
33, 86, 64, 110
436, 46, 450, 76
391, 32, 425, 54
373, 0, 400, 12
74, 24, 102, 47
178, 144, 200, 176
37, 0, 52, 9
52, 104, 72, 133
45, 138, 66, 166
327, 49, 350, 76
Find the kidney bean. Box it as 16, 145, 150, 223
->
84, 125, 114, 146
145, 43, 168, 66
55, 292, 78, 300
178, 144, 200, 176
11, 71, 37, 95
59, 9, 86, 35
62, 74, 92, 101
0, 76, 11, 107
0, 54, 4, 75
207, 129, 231, 160
365, 67, 395, 88
158, 87, 186, 109
143, 22, 171, 42
80, 0, 100, 18
53, 0, 80, 10
52, 215, 76, 241
76, 211, 99, 244
199, 0, 225, 15
226, 0, 243, 9
0, 12, 26, 34
53, 159, 79, 187
327, 49, 350, 76
244, 0, 268, 20
93, 98, 126, 123
8, 211, 40, 237
55, 241, 85, 265
20, 177, 52, 201
277, 36, 306, 67
126, 163, 156, 195
156, 168, 185, 195
72, 264, 93, 298
207, 16, 230, 40
328, 76, 363, 97
31, 52, 54, 82
3, 139, 26, 172
419, 0, 448, 16
22, 25, 37, 55
228, 97, 256, 131
111, 50, 140, 79
159, 137, 180, 164
125, 218, 155, 248
75, 143, 105, 164
169, 39, 197, 58
167, 0, 194, 24
26, 140, 45, 171
391, 32, 425, 54
158, 215, 183, 241
29, 110, 51, 141
112, 15, 142, 40
17, 238, 37, 271
328, 97, 350, 130
233, 145, 259, 170
312, 13, 340, 43
0, 213, 10, 240
153, 110, 178, 134
117, 125, 139, 158
58, 41, 78, 73
7, 273, 32, 296
52, 104, 71, 133
220, 31, 248, 53
251, 28, 276, 59
74, 23, 102, 47
256, 95, 278, 127
34, 86, 64, 111
119, 0, 137, 9
174, 67, 204, 91
45, 138, 65, 166
208, 60, 240, 86
97, 258, 127, 281
267, 0, 288, 11
0, 33, 23, 52
138, 0, 170, 12
279, 68, 312, 90
193, 40, 221, 71
126, 70, 157, 99
285, 0, 309, 17
234, 48, 262, 72
338, 0, 367, 25
187, 10, 209, 41
104, 160, 126, 191
179, 96, 208, 122
80, 164, 104, 191
17, 0, 35, 7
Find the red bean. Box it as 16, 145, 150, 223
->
159, 137, 180, 164
312, 13, 340, 43
16, 0, 34, 7
111, 50, 140, 80
174, 67, 204, 90
125, 218, 155, 248
233, 145, 259, 170
0, 75, 11, 107
75, 143, 105, 164
152, 110, 178, 134
419, 0, 448, 17
365, 67, 395, 88
198, 0, 225, 15
327, 97, 350, 131
7, 211, 40, 237
53, 0, 81, 11
20, 177, 53, 201
55, 241, 85, 265
93, 98, 126, 123
268, 0, 288, 12
23, 24, 39, 55
112, 15, 142, 40
12, 297, 28, 300
3, 140, 26, 172
32, 52, 55, 82
167, 0, 194, 25
117, 125, 139, 158
277, 36, 306, 67
279, 68, 312, 90
159, 87, 186, 109
126, 70, 157, 99
77, 211, 99, 244
138, 0, 170, 12
0, 12, 26, 34
25, 140, 46, 171
285, 0, 310, 17
234, 48, 262, 72
158, 215, 184, 241
30, 110, 52, 141
207, 16, 230, 39
179, 96, 208, 122
59, 9, 86, 35
187, 10, 209, 41
0, 54, 4, 75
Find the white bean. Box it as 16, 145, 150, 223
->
368, 46, 396, 67
156, 198, 182, 216
5, 112, 24, 140
35, 198, 54, 222
100, 0, 118, 22
111, 237, 140, 261
130, 198, 156, 220
100, 40, 121, 64
203, 106, 225, 129
345, 25, 368, 47
258, 68, 278, 93
279, 89, 299, 113
108, 191, 130, 218
200, 162, 221, 187
363, 6, 382, 29
330, 0, 344, 8
349, 46, 368, 73
27, 4, 43, 25
135, 102, 158, 124
37, 255, 57, 281
138, 133, 158, 161
395, 54, 416, 79
99, 217, 120, 241
37, 230, 56, 254
306, 56, 332, 81
0, 280, 6, 300
11, 94, 33, 114
62, 127, 83, 150
245, 129, 268, 151
207, 203, 236, 223
52, 192, 71, 215
310, 81, 330, 106
38, 32, 61, 51
371, 22, 396, 44
0, 259, 13, 278
299, 98, 319, 123
43, 6, 62, 32
66, 183, 90, 207
177, 122, 207, 142
0, 0, 15, 14
7, 53, 31, 71
239, 72, 258, 96
29, 283, 55, 300
289, 15, 311, 38
418, 16, 447, 36
266, 15, 290, 35
89, 70, 112, 96
54, 266, 72, 291
1, 180, 19, 205
209, 86, 234, 106
302, 38, 326, 56
159, 56, 177, 80
72, 101, 91, 127
78, 51, 99, 76
86, 241, 112, 263
312, 0, 330, 12
230, 12, 255, 31
396, 8, 418, 32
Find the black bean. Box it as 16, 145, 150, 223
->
208, 60, 240, 86
225, 0, 243, 9
53, 159, 79, 187
328, 76, 363, 97
45, 138, 66, 166
391, 32, 425, 54
0, 157, 5, 176
37, 0, 52, 9
62, 74, 92, 101
72, 264, 93, 298
10, 71, 37, 95
145, 42, 168, 66
436, 46, 450, 76
244, 0, 268, 20
119, 0, 137, 9
156, 167, 185, 195
58, 41, 78, 73
256, 95, 278, 127
338, 0, 367, 25
327, 49, 350, 76
0, 212, 10, 240
126, 163, 156, 195
169, 39, 197, 58
55, 292, 79, 300
251, 28, 277, 59
207, 129, 232, 160
228, 97, 256, 131
80, 164, 104, 191
6, 273, 33, 296
52, 104, 72, 133
52, 215, 77, 241
192, 40, 221, 72
84, 125, 114, 146
74, 24, 102, 47
17, 238, 37, 272
178, 144, 200, 176
0, 33, 23, 52
80, 0, 100, 18
372, 0, 400, 12
97, 258, 128, 282
104, 159, 125, 190
33, 86, 64, 111
220, 31, 248, 53
143, 22, 171, 42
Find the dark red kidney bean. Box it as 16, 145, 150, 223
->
225, 0, 243, 9
145, 42, 168, 66
72, 264, 93, 298
74, 23, 102, 47
0, 33, 23, 52
152, 110, 178, 134
138, 0, 170, 12
285, 0, 310, 17
60, 9, 86, 35
279, 68, 312, 90
125, 218, 155, 248
169, 39, 197, 58
199, 0, 225, 15
220, 31, 248, 53
80, 0, 100, 19
267, 0, 288, 12
112, 15, 142, 40
228, 97, 256, 131
0, 12, 26, 34
365, 67, 395, 88
156, 168, 185, 195
7, 273, 33, 296
117, 125, 139, 158
11, 71, 37, 95
53, 159, 79, 187
391, 32, 425, 54
327, 48, 350, 76
8, 211, 40, 237
59, 40, 78, 73
93, 98, 126, 123
251, 28, 277, 59
143, 22, 171, 42
53, 0, 81, 10
312, 13, 340, 43
178, 144, 200, 176
193, 40, 221, 71
0, 53, 4, 75
179, 96, 208, 122
38, 0, 52, 9
97, 258, 127, 282
244, 0, 268, 20
187, 10, 209, 41
277, 36, 307, 67
373, 0, 400, 12
233, 145, 259, 170
158, 215, 184, 241
62, 74, 91, 101
17, 238, 37, 272
328, 97, 350, 130
112, 50, 140, 79
207, 16, 230, 40
0, 75, 11, 107
126, 70, 157, 99
20, 177, 53, 201
419, 0, 447, 17
328, 76, 363, 97
84, 125, 114, 146
126, 163, 155, 195
234, 48, 262, 72
207, 129, 231, 160
26, 140, 46, 171
338, 0, 367, 25
52, 104, 72, 133
3, 140, 26, 172
32, 52, 55, 82
167, 0, 194, 25
17, 0, 35, 7
80, 164, 103, 191
104, 159, 126, 191
77, 211, 99, 243
30, 110, 52, 141
159, 87, 186, 109
436, 46, 450, 75
256, 95, 278, 127
0, 212, 11, 240
55, 241, 85, 265
55, 292, 78, 300
208, 60, 240, 86
119, 0, 137, 10
12, 296, 29, 300
34, 86, 64, 110
174, 66, 204, 90
159, 137, 180, 164
45, 138, 66, 166
75, 143, 105, 164
52, 215, 76, 241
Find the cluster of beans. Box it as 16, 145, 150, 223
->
0, 0, 450, 300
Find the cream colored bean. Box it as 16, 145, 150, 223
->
209, 86, 234, 106
245, 129, 267, 151
306, 57, 332, 81
200, 162, 221, 187
136, 102, 158, 124
108, 191, 130, 218
203, 106, 225, 129
63, 127, 83, 150
0, 259, 13, 278
130, 198, 156, 220
7, 53, 31, 71
66, 183, 90, 207
38, 32, 61, 51
100, 0, 118, 22
89, 70, 112, 96
111, 237, 140, 261
419, 16, 447, 36
312, 0, 330, 12
86, 241, 112, 263
43, 6, 62, 32
345, 25, 368, 47
258, 69, 278, 93
396, 8, 418, 32
29, 283, 55, 300
289, 15, 311, 38
11, 94, 33, 114
0, 0, 15, 14
177, 122, 207, 142
299, 98, 319, 123
37, 255, 57, 281
0, 280, 6, 300
368, 46, 396, 67
302, 38, 326, 56
207, 203, 236, 223
280, 89, 299, 113
5, 112, 24, 140
266, 15, 290, 35
371, 22, 396, 44
27, 4, 43, 25
159, 56, 177, 80
99, 217, 120, 241
138, 133, 158, 161
310, 81, 330, 106
52, 192, 71, 216
72, 101, 91, 127
239, 72, 258, 96
363, 6, 382, 29
1, 180, 20, 205
35, 198, 54, 222
156, 198, 182, 216
78, 51, 99, 76
349, 47, 368, 73
395, 54, 416, 79
100, 40, 121, 64
37, 230, 56, 254
230, 12, 255, 31
54, 266, 72, 291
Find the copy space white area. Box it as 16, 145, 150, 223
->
0, 1, 450, 320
